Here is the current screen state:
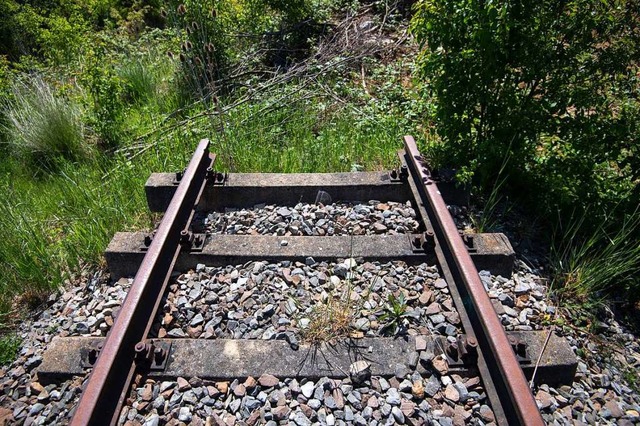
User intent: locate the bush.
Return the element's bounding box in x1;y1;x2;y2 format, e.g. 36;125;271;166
2;76;90;171
81;44;126;150
164;0;335;101
410;0;640;224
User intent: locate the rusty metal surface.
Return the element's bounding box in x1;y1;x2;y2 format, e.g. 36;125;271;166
40;331;575;384
399;149;510;423
70;140;214;426
403;136;544;426
105;232;514;279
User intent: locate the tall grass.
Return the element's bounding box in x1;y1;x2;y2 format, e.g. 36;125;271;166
550;211;640;305
212;87;404;173
0;157;152;318
119;56;175;107
2;77;90;171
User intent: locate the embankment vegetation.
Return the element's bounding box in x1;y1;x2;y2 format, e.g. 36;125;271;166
0;0;638;360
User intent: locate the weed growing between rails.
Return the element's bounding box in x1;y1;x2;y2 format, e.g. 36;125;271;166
299;231;381;345
379;292;410;335
299;251;372;345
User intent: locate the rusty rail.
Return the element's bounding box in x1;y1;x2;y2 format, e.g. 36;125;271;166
402;135;544;426
67;136;546;425
70;140;215;425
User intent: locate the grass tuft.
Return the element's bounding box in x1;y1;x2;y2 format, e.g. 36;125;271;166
300;294;357;345
2;77;90;171
550;211;640;305
119;58;160;105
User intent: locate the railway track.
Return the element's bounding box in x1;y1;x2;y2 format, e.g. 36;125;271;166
37;136;578;425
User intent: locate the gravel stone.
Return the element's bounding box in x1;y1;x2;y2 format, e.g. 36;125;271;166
385;388;401;406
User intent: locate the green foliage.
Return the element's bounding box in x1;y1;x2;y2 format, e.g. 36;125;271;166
81;45;126;149
119;58;158;105
164;0;338;101
471;152;511;233
0;1;43;59
411;0;640;224
37;14;90;65
213;82;403;172
0;0;124;63
0;334;20;366
2;77;89;171
379;292;409;335
550;211;640;304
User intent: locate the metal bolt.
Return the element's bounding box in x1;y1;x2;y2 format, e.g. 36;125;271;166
154;346;166;364
134;342;156;365
399;165;409;180
180;230;192;245
88;348;98;365
134;342;147;353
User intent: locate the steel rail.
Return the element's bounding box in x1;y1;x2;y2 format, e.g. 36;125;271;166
70;140;215;426
398;149;510;423
403;135;544;426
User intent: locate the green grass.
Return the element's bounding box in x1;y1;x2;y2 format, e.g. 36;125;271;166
550;211;640;305
2;77;89;172
119;59;158;105
0;334;21;366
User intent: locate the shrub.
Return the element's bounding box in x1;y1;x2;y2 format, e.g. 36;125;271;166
2;76;90;171
410;0;640;224
82;46;126;150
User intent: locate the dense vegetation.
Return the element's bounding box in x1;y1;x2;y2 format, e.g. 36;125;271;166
0;0;638;362
412;0;640;305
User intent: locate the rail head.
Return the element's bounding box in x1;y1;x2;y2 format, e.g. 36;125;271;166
71;140;215;426
402;135;544;426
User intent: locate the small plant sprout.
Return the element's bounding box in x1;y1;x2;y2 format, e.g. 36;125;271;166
379;292;410;335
